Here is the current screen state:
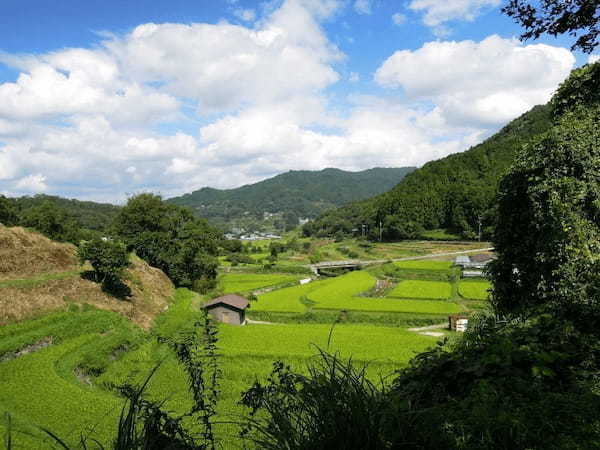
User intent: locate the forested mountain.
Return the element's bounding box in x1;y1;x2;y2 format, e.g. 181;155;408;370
167;167;415;230
304;104;554;240
11;194;121;231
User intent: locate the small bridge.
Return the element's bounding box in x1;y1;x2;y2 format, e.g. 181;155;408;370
308;247;494;275
309;260;380;275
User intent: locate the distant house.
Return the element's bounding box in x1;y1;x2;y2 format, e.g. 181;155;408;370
455;255;471;267
455;254;495;271
470;253;495;269
203;294;249;325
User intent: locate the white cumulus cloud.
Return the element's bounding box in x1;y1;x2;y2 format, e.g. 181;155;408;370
0;0;578;202
375;35;575;126
354;0;372;15
409;0;501;26
15;174;48;193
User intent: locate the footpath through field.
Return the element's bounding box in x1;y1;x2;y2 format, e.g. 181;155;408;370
310;247;494;272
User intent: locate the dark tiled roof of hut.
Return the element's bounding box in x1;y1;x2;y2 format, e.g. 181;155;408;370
204;294;249;311
470;253;495;263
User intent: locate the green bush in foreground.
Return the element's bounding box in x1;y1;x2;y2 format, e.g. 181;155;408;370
78;238;130;297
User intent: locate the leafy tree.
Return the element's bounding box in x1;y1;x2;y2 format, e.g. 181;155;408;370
20;200;82;243
269;241;286;258
0;195;18;226
490;104;600;319
283;211;299;231
78;238;130;284
13;194;119;232
550;59;600;118
503;0;600;53
112;193;173;241
112;194;221;289
221;238;244;254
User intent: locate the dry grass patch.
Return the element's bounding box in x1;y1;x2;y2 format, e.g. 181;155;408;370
0;225;78;281
0;256;174;329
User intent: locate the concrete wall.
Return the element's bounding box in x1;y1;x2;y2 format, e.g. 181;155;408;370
207;305;245;325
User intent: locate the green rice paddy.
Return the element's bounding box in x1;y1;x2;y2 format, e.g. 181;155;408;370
393;260;453;270
0;294;437;448
1;250;490;448
388;280;452;299
253;278;334;313
303;271;460;314
458;280;491;300
219;273;302;294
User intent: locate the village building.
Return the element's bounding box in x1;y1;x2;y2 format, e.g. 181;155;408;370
203;294;249;325
448;315;469;332
455;253;496;277
454;255;471;267
469;253;495;269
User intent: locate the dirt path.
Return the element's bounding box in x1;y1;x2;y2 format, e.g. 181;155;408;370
408;323;448;337
246;319;278;325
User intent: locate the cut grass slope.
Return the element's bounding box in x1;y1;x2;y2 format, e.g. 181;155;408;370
0;225;78;281
0;228;175;328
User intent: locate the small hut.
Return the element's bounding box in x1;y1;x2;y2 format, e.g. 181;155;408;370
204;294;249;325
448;315;469;332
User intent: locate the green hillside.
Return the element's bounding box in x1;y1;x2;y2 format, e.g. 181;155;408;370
305;104;553;240
167;167;415;230
8;194;121;232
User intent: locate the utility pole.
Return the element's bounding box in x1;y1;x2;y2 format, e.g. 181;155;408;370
478;215;482;242
379;220;383;242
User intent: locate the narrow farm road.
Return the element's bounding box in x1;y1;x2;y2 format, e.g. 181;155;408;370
310;247;494;272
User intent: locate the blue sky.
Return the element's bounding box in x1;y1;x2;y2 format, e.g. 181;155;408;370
0;0;597;202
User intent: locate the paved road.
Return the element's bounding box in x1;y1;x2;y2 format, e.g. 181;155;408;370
310;247;494;271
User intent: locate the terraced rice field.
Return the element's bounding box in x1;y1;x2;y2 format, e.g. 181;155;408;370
305;271;460;314
253;278;335;313
219;273;302;294
393;260;453;271
459;280;491;300
0;307;144;448
388;280;452;299
0;290;438;448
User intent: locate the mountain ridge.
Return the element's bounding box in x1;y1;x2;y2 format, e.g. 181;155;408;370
304;103;554;240
167;167;415;230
